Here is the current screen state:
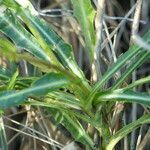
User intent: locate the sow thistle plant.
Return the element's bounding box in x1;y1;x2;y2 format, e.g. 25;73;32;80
0;0;150;149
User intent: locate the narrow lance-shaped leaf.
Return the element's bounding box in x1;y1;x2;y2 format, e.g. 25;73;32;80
122;76;150;90
47;108;94;148
95;89;150;106
0;67;9;80
21;9;88;81
106;114;150;150
0;38;16;53
0;73;69;109
7;69;19;90
111;51;150;90
47;91;82;110
86;31;150;109
0;9;50;61
62;112;94;148
71;0;95;63
0;0;61;67
0;1;91;92
0;52;18;81
17;8;91;91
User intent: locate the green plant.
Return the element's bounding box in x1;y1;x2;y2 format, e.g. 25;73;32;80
0;0;150;149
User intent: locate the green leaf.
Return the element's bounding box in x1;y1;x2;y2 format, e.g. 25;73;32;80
0;2;91;93
20;9;87;81
0;0;19;10
31;73;69;95
86;31;150;109
0;67;9;80
0;61;18;82
0;1;86;80
62;111;94;148
105;114;150;150
7;69;19;90
0;0;37;13
0;38;16;53
122;76;150;90
47;108;94;148
71;0;95;62
112;51;150;89
47;91;81;110
0;9;50;61
95;89;150;106
0;73;69;109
